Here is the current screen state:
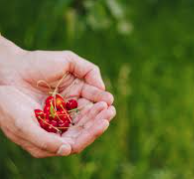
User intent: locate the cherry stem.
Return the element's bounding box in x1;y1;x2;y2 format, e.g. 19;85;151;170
60;104;73;123
49;102;64;122
36;73;67;97
52;73;67;97
55;112;64;122
56;123;80;129
68;108;79;113
57;126;70;129
68;103;93;113
38;116;87;131
57;124;85;130
38;116;61;133
37;80;52;92
50;101;72;124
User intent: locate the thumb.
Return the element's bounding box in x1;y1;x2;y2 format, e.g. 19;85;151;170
0;86;71;156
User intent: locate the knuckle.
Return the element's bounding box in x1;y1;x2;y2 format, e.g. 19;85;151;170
94;91;104;102
30;152;44;159
96;66;100;71
95;121;109;138
73;149;82;155
23;146;40;158
28;149;46;159
99;101;108;109
39;142;48;150
95;131;103;139
63;50;78;63
64;50;75;57
72;144;84;155
30;152;41;158
94;65;100;72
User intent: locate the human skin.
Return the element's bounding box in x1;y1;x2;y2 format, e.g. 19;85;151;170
0;35;116;158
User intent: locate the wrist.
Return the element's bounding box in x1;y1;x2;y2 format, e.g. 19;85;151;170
0;36;26;85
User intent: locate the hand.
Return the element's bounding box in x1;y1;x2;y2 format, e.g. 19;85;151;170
0;37;116;158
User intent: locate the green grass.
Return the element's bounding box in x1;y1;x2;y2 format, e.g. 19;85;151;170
1;0;194;178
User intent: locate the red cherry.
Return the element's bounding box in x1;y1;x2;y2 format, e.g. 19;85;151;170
39;118;58;133
34;109;45;119
55;94;66;110
48;115;57;121
66;99;78;110
63;114;72;123
58;109;67;114
50;120;58;127
57;110;72;122
35;94;74;134
44;104;51;114
46;125;58;133
58;120;70;132
45;96;54;105
49;111;61;121
58;120;70;127
39;118;50;129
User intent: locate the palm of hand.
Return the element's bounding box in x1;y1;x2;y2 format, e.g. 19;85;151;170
0;50;115;157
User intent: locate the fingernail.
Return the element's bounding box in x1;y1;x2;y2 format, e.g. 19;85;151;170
109;107;116;118
57;144;71;156
101;81;106;90
102;92;114;105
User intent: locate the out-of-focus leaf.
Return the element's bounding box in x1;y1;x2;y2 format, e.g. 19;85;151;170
64;8;77;43
117;20;133;35
85;2;111;30
54;0;73;17
106;0;124;20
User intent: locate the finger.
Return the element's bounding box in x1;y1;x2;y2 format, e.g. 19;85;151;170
83;106;116;131
72;98;93;124
72;119;109;154
17;114;71;156
64;51;105;90
25;145;56;158
69;104;113;153
1;126;56;158
77;98;92;107
93;106;116;122
16;114;71;156
76;101;108;126
27;51;105;90
0;86;71;156
60;79;83;98
81;84;114;105
63;101;107;139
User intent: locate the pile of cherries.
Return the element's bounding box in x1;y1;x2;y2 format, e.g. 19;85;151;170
34;94;78;134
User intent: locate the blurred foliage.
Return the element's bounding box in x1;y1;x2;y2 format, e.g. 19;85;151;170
1;0;194;179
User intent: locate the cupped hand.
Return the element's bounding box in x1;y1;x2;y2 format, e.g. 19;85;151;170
0;40;116;158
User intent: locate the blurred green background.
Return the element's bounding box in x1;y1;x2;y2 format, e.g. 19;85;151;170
1;0;194;178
